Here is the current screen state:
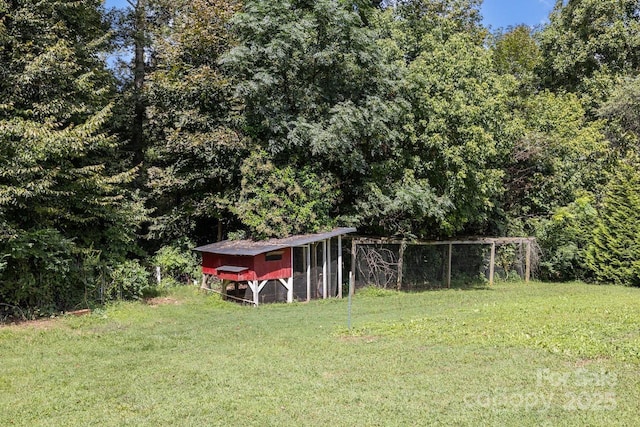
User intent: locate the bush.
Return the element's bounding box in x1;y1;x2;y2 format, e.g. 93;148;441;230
106;260;151;300
151;244;199;287
533;195;597;281
0;229;86;318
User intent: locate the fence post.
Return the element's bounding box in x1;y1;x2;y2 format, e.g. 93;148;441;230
350;239;357;296
396;240;405;291
525;239;531;282
489;242;496;286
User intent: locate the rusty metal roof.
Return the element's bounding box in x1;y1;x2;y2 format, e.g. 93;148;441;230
193;227;357;256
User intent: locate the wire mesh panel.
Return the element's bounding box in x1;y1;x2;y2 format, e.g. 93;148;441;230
243;238;343;303
492;241;539;281
353;238;537;290
402;244;444;288
354;244;400;289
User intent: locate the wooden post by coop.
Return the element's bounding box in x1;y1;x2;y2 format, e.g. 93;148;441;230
525;239;531;282
396;240;405;291
489;242;496;286
350;238;357;297
447;243;452;288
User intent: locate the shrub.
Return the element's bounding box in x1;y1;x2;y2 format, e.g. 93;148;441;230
0;229;85;317
106;260;151;300
533;195;598;281
151;244;199;287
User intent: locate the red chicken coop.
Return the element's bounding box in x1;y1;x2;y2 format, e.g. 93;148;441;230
194;227;356;305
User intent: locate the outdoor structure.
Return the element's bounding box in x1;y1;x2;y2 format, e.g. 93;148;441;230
194;227;356;305
351;236;538;290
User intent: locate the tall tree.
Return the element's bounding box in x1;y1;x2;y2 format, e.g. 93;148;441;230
490;25;542;93
363;1;513;237
389;0;484;62
502;91;609;224
586;159;640;286
0;0;142;312
386;30;513;236
223;0;405;237
142;0;244;243
538;0;640;96
599;75;640;153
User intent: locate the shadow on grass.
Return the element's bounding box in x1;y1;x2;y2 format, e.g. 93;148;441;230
352;279;493;298
404;279;492;292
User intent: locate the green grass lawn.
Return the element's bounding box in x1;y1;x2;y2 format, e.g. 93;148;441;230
1;281;639;426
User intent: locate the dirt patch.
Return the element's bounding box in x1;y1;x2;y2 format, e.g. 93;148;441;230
1;317;59;330
574;357;610;367
1;308;92;330
338;334;379;344
145;297;182;307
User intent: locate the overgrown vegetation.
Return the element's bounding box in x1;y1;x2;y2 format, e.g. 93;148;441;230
2;0;640;315
1;282;639;425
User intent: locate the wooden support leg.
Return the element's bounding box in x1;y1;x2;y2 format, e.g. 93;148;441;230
447;243;452;289
338;235;343;299
248;280;259;306
278;278;294;303
327;238;332;297
350;239;357;297
489;242;496;286
525;240;531;283
312;244;318;299
287;277;293;303
397;240;405;291
322;240;328;299
306;245;311;302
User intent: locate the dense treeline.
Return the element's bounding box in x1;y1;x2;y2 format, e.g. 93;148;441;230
1;0;640;316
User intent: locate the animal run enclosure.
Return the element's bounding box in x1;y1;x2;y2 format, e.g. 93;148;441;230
351;237;538;290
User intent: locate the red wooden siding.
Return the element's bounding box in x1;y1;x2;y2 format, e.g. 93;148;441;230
253;247;292;280
201;247;292;281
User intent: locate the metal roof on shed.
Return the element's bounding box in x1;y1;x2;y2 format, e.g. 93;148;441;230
193;227;357;256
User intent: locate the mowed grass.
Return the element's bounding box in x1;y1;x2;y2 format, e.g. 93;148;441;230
1;281;639;426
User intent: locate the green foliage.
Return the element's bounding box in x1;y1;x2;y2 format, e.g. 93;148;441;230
106;260;151;300
503;91;609;221
599;75;640;151
223;0;406;236
142;0;245;243
396;32;512;235
5;0;640;298
151;243;199;286
538;0;640;96
233;150;338;239
390;0;485;62
586;160;640;286
534;195;598;281
0;0;144;314
490;25;541;93
0;229;104;317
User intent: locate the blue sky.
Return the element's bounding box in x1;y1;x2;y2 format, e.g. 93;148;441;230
480;0;556;29
104;0;557;30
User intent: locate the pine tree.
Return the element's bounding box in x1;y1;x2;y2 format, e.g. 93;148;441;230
586;161;640;286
